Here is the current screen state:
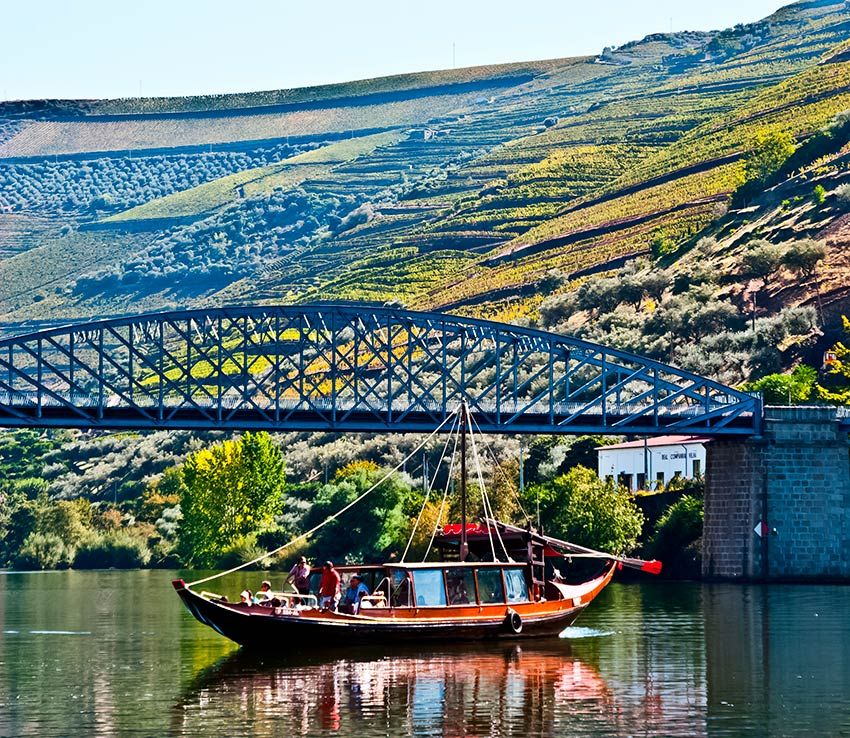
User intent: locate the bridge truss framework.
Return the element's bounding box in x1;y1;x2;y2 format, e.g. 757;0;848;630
0;304;762;436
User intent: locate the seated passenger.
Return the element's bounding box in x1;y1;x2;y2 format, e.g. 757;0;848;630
448;578;470;605
239;589;253;607
254;580;274;604
339;574;370;614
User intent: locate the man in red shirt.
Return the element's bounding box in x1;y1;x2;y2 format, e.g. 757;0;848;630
319;561;341;610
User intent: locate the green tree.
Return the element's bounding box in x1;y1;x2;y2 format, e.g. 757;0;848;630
75;531;152;569
743;240;786;287
178;432;286;566
618;276;646;310
306;466;410;563
744;130;796;186
0;430;59;479
538;269;566;294
36;498;94;547
138;466;186;522
0;485;34;565
743;364;817;404
784;238;827;322
646;495;703;577
524;466;644;554
651;234;677;259
14;532;75;570
642;271;672;304
576;278;620;316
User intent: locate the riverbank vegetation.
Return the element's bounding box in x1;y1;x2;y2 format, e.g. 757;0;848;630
0;428;663;573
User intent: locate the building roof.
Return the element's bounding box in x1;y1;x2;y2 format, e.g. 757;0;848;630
596;435;710;451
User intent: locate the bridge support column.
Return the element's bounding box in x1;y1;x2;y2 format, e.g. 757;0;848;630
703;406;850;581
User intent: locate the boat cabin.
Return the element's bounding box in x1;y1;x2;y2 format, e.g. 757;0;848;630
308;562;532;610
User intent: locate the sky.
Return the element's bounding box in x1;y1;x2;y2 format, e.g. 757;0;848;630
0;0;787;101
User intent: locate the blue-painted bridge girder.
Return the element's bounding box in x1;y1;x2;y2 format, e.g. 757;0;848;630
0;303;764;436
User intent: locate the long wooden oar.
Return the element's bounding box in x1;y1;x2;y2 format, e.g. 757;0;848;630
487;519;663;575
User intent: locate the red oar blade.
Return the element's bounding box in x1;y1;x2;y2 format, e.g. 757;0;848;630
640;559;663;575
618;557;663;575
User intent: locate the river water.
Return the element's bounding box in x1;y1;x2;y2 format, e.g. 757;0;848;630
0;570;848;737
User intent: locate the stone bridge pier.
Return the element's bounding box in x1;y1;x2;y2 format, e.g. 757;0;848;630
703;406;850;581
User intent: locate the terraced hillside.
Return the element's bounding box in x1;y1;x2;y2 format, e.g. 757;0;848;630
1;0;850;388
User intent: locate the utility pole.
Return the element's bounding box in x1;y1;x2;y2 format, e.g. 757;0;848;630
422;453;429;494
519;438;525;495
752;290;757;333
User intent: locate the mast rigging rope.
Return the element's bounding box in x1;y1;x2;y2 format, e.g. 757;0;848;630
400;411;460;562
187;406;461;588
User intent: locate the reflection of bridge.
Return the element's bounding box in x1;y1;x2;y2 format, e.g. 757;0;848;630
0;304;760;435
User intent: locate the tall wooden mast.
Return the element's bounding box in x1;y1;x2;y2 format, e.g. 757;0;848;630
460;402;468;562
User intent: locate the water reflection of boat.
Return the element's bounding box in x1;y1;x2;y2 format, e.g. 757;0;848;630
175;643;613;736
174;406;660;648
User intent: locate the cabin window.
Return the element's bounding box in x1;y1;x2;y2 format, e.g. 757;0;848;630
476;568;505;604
412;569;447;607
390;569;412;607
445;568;476;605
504;568;529;603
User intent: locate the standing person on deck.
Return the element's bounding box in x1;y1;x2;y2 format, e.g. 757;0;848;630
286;556;312;596
319;561;341;610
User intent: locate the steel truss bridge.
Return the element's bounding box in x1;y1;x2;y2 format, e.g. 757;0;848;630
0;304;762;436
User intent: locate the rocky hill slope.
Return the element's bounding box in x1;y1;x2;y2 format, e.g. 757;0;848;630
1;0;849;387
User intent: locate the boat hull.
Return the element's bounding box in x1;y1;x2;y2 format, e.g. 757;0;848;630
173;564;615;648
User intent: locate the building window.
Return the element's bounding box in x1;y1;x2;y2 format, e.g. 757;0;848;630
656;472;665;489
692;459;701;477
636;473;646;490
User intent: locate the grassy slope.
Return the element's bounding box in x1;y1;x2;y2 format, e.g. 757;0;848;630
0;59;568;118
103;131;404;223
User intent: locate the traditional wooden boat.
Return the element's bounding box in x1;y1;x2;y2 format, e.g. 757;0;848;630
173;523;660;646
174;406;661;647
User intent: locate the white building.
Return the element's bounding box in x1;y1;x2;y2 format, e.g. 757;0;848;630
596;435;707;491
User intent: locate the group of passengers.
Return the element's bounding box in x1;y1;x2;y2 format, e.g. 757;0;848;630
319;561;371;614
238;558;372;614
